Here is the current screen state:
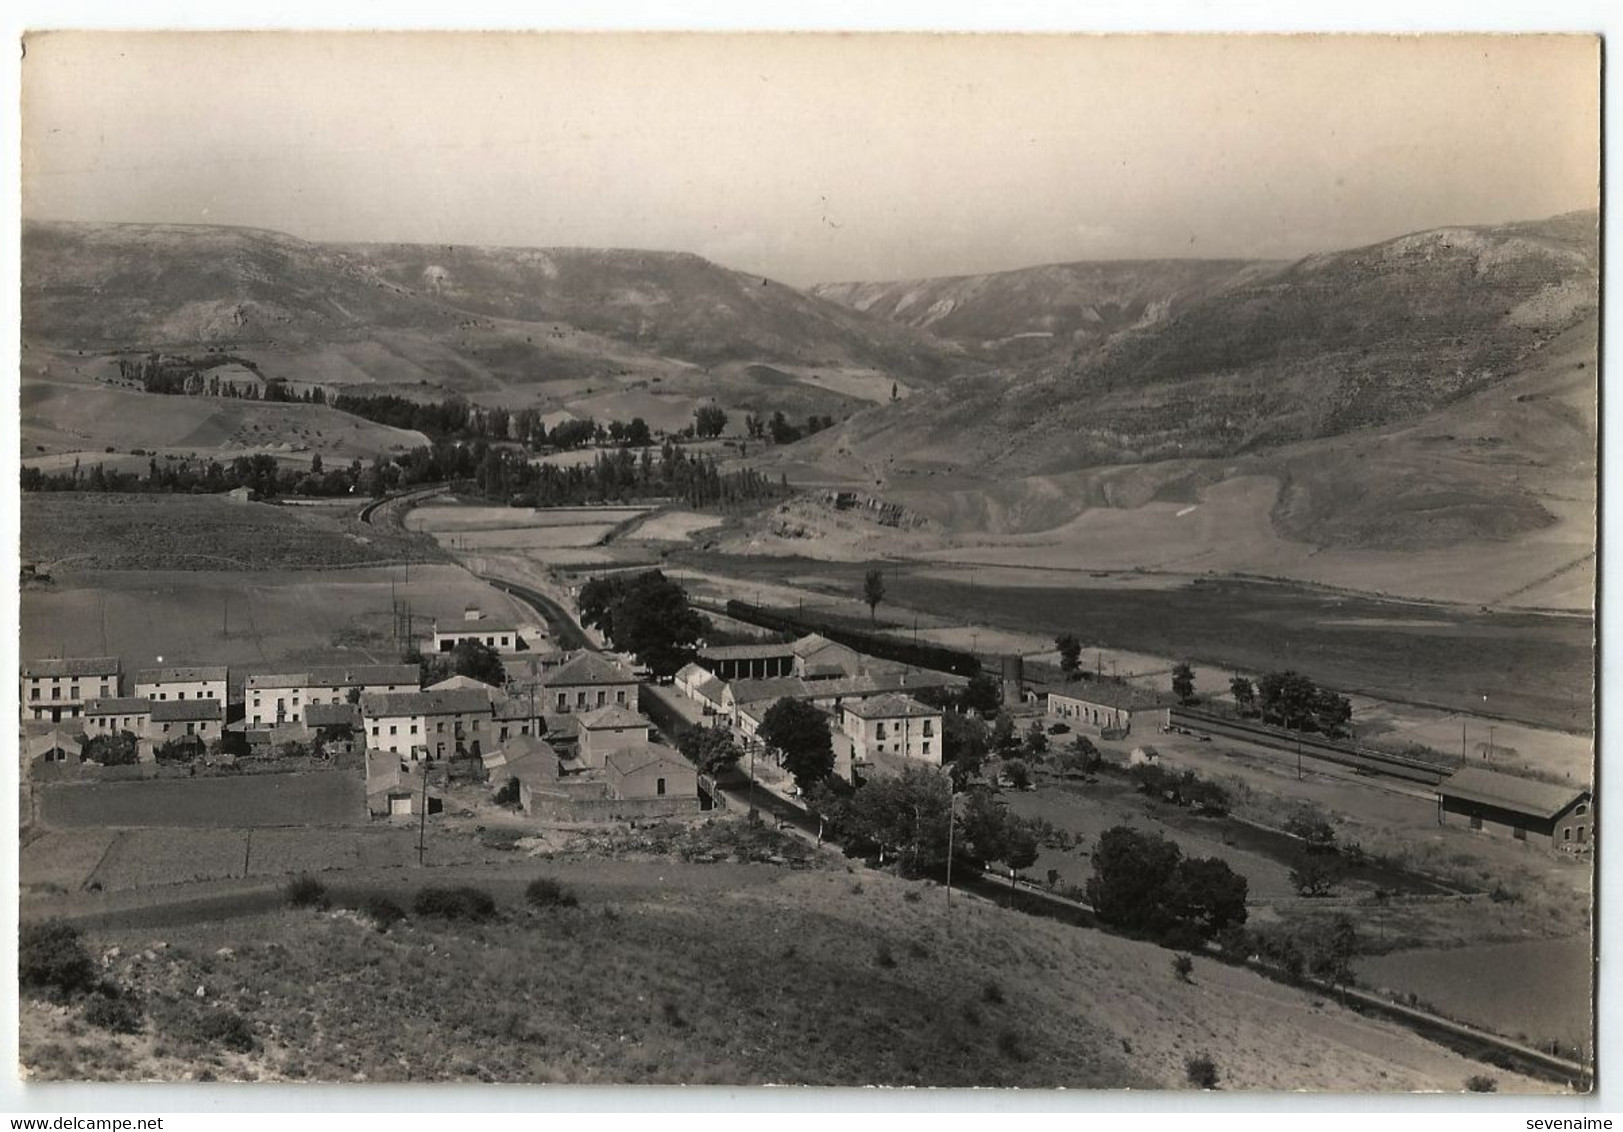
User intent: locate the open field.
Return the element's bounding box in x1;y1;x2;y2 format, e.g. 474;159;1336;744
429;526;618;550
405;504;652;532
676;554;1592;733
37;771;364;830
21;352;428;461
20;564;533;675
22;493;444;572
620;509;727;542
1356;937;1592;1052
18;856;1552;1090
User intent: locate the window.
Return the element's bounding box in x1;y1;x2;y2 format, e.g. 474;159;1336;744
437;721;445;733
29;688;38;701
178;691;186;700
486;637;495;647
186;722;196;735
577;692;587;709
876;722;887;740
616;690;627;705
922;741;931;756
1577;827;1587;843
254;715;263;726
390;725;398;736
1513;826;1526;842
923;721;934;737
1469;814;1482;831
70;685;80;699
557;693;567;711
656;777;666;796
371;725;379;737
410;724;419;735
1576;803;1588;816
1563;827;1572;841
596;691;607;708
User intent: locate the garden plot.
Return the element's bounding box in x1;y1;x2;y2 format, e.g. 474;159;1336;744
38;771;364;829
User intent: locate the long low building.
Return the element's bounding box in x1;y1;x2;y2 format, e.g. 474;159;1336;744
1039;680;1177;737
134;665;229;704
1437;766;1594;852
246;664;420;727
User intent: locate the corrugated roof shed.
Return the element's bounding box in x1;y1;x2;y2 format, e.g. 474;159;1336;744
1439;767;1590;820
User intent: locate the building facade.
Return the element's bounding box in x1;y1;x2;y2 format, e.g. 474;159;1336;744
247;664;419;727
21;657;121;723
134;665;229;704
838;693;943;783
1437;767;1594;851
546;653;639;714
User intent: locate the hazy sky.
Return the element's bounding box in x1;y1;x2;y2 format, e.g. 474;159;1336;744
21;32;1600;285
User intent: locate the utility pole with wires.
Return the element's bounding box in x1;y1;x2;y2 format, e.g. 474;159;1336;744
416;760;432;865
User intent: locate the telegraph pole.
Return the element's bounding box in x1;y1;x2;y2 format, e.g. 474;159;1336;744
416;760;430;865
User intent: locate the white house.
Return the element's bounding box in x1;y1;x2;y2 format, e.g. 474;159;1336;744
838;693;943;783
82;696;154;737
135;665;229;705
432;605;524;653
545;652;639;714
359;686;498;760
246;663;419;727
20;657;121;723
149;699;225;744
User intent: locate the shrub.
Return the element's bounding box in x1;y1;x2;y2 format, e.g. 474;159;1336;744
908;940;929;959
1172;954;1194;983
196;1010;257;1053
493;777;521;806
902;889;922;903
82;986;143;1034
1465;1075;1498;1093
525;877;579;909
874;942;897;968
1186;1054;1220;1090
414;886;497;922
981;979;1005;1005
996;1028;1029;1061
20;921;98;1001
359;894;406;932
284;875;329;909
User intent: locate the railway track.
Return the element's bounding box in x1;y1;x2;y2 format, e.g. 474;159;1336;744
1170;706;1454;786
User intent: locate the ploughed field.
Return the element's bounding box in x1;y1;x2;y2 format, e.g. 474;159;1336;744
680;554;1592;732
406;502;652;557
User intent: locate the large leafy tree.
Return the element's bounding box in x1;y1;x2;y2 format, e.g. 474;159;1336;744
1085;826;1248;947
942;711;990;789
862;568;886;625
1055;633;1082;679
757;697;834;790
1171;662;1197;705
676;722;743;776
579;570;703;677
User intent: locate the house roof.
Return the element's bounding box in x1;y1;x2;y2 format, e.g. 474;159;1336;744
698;642;796;662
790;633;837;657
694;674;727;703
27;729;80;758
436;619;520;636
150;699;224;722
726;676;811;704
428;674;499;692
483;734;558;768
1439;767;1591;820
843;693;941;721
1042;680;1177;713
493;695;541;720
83;696;153;716
579;705;648;731
24;656;120;678
305;702;361;728
136;666;228;685
547;652;638;687
604;743;693;778
675;662;708;683
361;687;494;718
248;664;419;691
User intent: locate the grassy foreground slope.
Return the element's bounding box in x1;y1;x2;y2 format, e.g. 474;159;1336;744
19;862;1543;1090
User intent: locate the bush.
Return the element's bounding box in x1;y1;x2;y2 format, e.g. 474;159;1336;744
285;875;329;909
525;877;579;909
1186;1054;1220;1089
20;921;98;1001
1172;954;1194;983
359;894;406;932
82;986;143;1034
196;1009;256;1053
874;942;897;968
981;979;1005;1005
996;1028;1029;1061
414;886;497;921
1465;1075;1498;1093
493;777;521;806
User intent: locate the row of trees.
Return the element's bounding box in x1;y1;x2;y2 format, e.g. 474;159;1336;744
1229;671;1353;737
743;410;837;446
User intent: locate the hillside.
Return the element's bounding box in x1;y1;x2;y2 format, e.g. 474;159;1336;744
17;857;1548;1091
813;258;1280;363
20;221;961;429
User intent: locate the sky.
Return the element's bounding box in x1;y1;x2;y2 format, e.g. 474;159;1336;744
20;32;1601;285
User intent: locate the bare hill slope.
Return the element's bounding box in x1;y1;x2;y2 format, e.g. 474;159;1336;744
813;258;1279;362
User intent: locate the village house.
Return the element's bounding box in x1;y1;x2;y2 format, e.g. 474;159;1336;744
1041;680;1176;737
149;698;225;744
838;693;943;783
603;746;699;811
674;662;728;715
432;604;524;653
134;665;229;704
365;748;439;818
574;705;651;769
246;663;419;727
546;652;639;714
359;685;499;760
1437;767;1594;852
82;696;154;737
20;657;121;723
720;669;961;732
